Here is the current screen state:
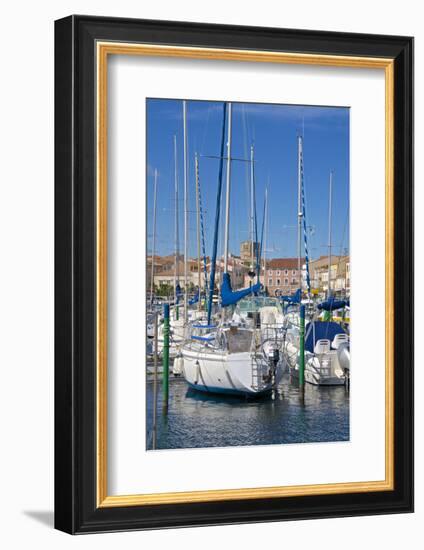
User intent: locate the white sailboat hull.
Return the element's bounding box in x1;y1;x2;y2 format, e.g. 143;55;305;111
181;346;284;396
284;341;346;386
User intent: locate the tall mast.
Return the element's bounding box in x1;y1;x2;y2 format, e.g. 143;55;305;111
195;152;201;311
183;100;188;323
207;102;227;325
223;103;232;273
264;186;268;290
327;170;333;297
297;136;303;278
150;168;158;308
250;144;255;272
173;135;180;306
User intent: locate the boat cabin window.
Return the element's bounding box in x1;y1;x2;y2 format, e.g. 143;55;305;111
226;328;253;353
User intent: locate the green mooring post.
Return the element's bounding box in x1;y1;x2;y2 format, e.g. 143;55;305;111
299;305;305;390
162;303;170;412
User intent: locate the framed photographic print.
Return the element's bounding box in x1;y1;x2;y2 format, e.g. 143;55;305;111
54;15;413;533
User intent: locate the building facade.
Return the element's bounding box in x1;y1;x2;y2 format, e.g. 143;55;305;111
242;257;304;296
265;257;304;296
149;253;349;298
240;240;260;265
309;255;350;296
149;254;248;294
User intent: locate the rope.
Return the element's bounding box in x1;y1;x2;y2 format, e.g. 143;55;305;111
300;144;311;295
197;159;208;292
259;193;266;284
252;154;260;282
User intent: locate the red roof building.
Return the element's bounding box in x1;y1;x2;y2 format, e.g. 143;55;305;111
244;257;305;296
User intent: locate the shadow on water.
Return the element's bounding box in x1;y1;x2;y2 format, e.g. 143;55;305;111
146;376;349;451
184;387;274;404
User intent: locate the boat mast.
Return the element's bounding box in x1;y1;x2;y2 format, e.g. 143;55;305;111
264;186;268;291
297;136;303;282
207;102;227;325
183;100;188;323
195;152;201;311
327;170;333;298
150;168;158;308
174;136;180;307
222;103;232;322
223;103;232;274
250;144;255;273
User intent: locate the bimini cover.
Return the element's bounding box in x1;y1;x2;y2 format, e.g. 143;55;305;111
281;288;301;304
305;321;346;353
317;297;348;311
220;272;261;307
189;289;200;306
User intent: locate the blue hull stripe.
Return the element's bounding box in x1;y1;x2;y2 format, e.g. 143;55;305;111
186;381;271;397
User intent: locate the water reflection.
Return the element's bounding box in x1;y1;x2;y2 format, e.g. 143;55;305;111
146;375;349;450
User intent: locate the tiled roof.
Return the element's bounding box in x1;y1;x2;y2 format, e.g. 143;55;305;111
266;258;304;269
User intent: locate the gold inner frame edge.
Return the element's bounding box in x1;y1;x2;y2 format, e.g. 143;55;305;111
96;41;395;508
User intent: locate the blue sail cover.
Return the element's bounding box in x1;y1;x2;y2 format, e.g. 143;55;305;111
189;293;199;306
220;272;261;307
317;297;348;311
281;288;301;304
189;288;202;306
305;321;346;353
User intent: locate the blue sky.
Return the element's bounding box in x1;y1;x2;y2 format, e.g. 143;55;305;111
146;99;349;261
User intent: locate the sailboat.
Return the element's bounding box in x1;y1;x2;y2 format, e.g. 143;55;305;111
283;155;349;385
153;108;189;359
180;102;284;396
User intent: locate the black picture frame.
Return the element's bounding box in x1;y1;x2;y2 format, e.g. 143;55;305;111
55;15;414;534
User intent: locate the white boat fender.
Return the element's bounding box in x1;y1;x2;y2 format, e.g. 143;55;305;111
194;360;200;384
173;356;184;376
337;342;350;372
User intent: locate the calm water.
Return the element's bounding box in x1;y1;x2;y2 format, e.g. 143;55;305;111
146;375;349;450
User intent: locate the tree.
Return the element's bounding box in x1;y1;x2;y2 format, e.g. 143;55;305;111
155;283;173;297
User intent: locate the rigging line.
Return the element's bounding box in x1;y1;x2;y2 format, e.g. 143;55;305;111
259;191;266;274
333;177;350;282
242;104;251;239
338;169;351;273
339;194;350;257
334;204;350;284
199;102;212;154
302;176;314;251
300;142;311;295
200;155;253;162
207;102;227;325
197;158;208;291
253;153;260;281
